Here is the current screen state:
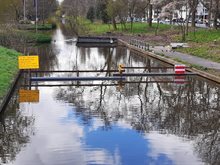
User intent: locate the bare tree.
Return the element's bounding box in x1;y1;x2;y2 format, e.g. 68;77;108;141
213;0;220;29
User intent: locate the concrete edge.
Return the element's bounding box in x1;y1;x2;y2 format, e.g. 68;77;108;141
0;71;21;113
118;39;220;84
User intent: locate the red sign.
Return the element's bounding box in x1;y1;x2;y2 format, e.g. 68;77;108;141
175;65;186;74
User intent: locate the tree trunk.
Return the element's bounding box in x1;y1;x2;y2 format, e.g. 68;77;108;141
112;17;117;30
190;0;198;27
130;18;133;31
208;0;213;27
191;9;196;27
148;4;152;27
43;0;45;24
213;0;219;29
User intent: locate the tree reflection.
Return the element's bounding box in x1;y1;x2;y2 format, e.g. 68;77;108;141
0;94;34;164
54;46;220;164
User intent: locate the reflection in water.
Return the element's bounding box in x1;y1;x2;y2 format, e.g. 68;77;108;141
0;28;219;165
55;76;220;165
0;98;35;164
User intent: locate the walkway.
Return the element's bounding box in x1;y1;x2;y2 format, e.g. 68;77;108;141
151;46;220;71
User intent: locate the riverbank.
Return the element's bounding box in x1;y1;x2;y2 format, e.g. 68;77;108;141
118;39;220;84
0;22;55;46
18;23;57;31
77;21;220;64
0;29;52;45
0;46;19;101
76;21;220;80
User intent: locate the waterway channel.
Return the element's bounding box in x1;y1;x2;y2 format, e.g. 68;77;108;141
0;28;219;165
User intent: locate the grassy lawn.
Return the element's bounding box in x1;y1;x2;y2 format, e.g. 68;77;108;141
0;30;52;44
18;31;52;43
78;19;173;35
0;46;19;99
18;23;56;30
176;29;220;63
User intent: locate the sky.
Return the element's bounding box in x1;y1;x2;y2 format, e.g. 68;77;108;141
58;0;63;4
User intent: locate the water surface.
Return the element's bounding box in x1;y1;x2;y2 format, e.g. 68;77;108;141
0;28;219;165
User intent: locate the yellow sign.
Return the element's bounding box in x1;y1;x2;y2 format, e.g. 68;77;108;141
19;90;40;103
18;56;39;69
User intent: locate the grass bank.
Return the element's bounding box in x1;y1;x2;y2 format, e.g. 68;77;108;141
18;23;56;30
0;30;52;44
176;29;220;63
68;19;220;65
0;46;19;100
69;18;173;35
87;22;172;35
18;31;52;43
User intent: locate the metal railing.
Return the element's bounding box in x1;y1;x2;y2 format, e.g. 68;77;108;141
129;39;150;51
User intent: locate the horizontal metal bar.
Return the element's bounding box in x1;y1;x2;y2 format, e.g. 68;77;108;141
23;70;120;73
30;77;126;82
124;80;189;84
24;80;188;87
23;84;119;87
113;73;197;77
123;67;173;69
123;67;189;69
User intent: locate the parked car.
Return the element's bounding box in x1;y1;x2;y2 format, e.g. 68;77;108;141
141;18;147;22
195;19;203;24
210;21;220;27
173;18;185;23
152;18;164;24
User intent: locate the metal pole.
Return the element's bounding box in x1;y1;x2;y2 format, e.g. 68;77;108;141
22;69;122;73
113;73;197;77
23;0;26;21
30;77;126;82
23;80;189;88
35;0;38;33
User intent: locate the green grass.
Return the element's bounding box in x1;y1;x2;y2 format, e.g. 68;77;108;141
0;46;19;99
186;29;220;43
29;24;53;30
33;24;56;30
17;31;52;43
0;30;52;44
76;18;172;35
177;45;220;63
176;29;220;63
18;23;56;30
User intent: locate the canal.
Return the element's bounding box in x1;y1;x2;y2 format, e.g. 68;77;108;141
0;28;219;165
